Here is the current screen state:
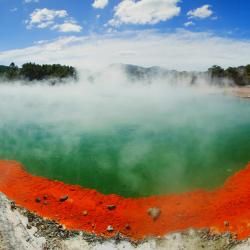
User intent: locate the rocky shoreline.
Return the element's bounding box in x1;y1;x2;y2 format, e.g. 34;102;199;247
1;192;250;250
229;86;250;99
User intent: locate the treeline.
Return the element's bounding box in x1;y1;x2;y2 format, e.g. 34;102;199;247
1;62;250;86
121;63;250;86
208;65;250;86
0;62;77;83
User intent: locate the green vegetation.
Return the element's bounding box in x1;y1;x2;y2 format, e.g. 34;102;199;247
0;62;77;83
119;63;250;86
1;62;250;86
208;65;250;86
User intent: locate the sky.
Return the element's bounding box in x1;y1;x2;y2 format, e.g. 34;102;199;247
0;0;250;70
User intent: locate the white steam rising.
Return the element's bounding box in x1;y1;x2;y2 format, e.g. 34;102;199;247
0;67;249;196
0;67;221;129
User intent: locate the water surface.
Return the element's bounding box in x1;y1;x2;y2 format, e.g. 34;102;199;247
0;84;249;197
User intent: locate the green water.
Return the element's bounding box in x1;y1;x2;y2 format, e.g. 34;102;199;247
0;86;250;197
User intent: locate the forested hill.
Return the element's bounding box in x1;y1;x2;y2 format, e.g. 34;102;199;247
208;65;250;86
0;63;77;83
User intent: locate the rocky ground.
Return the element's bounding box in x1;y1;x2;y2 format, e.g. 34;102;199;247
229;86;250;99
1;193;250;250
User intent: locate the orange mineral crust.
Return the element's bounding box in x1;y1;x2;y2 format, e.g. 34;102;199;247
0;160;250;240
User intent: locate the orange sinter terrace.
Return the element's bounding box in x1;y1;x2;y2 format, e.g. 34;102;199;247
1;160;250;240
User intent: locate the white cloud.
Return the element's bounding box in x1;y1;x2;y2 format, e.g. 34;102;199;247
26;8;82;33
24;0;39;3
26;8;67;29
52;22;82;33
92;0;108;9
108;0;181;26
1;30;250;72
187;5;213;19
184;21;195;27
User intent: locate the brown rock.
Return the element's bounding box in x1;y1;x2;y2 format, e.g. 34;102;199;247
35;197;41;203
107;225;114;232
83;210;88;216
10;202;16;210
107;205;116;211
59;195;68;202
148;207;161;220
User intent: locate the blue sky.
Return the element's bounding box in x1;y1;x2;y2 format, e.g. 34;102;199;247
1;0;249;50
0;0;250;70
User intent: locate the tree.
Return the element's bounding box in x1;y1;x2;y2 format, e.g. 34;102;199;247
208;65;225;78
6;62;19;79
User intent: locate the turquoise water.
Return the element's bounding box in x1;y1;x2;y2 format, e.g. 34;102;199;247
0;85;250;197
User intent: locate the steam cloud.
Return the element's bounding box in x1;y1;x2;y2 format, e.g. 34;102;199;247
0;66;250;197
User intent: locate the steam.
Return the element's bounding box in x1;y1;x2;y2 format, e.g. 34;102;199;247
0;66;250;197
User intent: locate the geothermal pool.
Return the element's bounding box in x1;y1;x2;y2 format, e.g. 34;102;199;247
0;83;250;197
